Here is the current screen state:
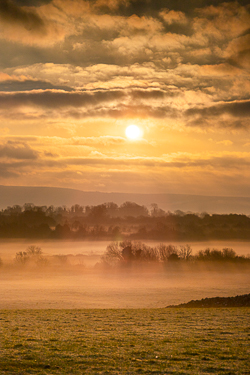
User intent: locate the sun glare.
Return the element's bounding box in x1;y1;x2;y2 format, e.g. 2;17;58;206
126;125;141;140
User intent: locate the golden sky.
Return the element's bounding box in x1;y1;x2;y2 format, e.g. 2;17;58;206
0;0;250;196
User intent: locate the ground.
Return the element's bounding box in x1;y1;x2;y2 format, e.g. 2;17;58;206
1;308;249;374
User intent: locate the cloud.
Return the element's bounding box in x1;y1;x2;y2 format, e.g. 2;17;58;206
0;141;38;159
0;0;45;32
0;88;179;121
185;100;250;129
70;135;126;146
0;162;20;178
12;0;52;5
225;33;250;69
0;78;73;92
0;89;125;109
1;148;250;195
163;152;250;170
0;87;249;128
0;135;144;159
193;2;250;41
2;149;250;192
0;0;79;46
159;9;188;25
11;149;250;171
5;63;171;90
188;100;250;117
216;140;233;146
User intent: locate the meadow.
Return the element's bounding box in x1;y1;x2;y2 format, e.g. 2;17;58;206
1;308;249;374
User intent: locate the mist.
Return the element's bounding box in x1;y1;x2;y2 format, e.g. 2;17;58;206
0;240;249;310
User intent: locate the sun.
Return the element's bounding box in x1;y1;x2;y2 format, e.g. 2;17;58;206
125;125;142;140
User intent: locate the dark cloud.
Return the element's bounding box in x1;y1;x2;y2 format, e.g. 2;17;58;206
0;79;73;92
186;100;250;118
226;33;250;69
2;150;250;171
130;89;165;100
0;163;19;178
95;0;250;17
0;0;46;33
39;153;250;171
12;0;52;6
0;89;179;120
81;104;177;120
0;90;126;109
0;142;38;159
185;101;250;129
0;1;248;73
7;0;250;16
1;87;249;126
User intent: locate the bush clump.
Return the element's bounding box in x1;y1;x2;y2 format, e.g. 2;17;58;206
15;245;47;267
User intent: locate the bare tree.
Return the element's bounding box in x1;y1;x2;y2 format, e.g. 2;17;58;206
178;244;192;260
101;242;123;267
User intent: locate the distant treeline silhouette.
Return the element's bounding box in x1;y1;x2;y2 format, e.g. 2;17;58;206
1;202;250;240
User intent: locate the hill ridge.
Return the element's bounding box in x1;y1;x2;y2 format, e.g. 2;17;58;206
1;185;250;214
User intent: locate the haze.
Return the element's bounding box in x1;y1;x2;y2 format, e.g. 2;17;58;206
1;240;249;309
0;238;249;308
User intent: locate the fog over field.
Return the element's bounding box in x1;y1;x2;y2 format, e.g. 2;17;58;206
0;240;249;310
1;240;250;263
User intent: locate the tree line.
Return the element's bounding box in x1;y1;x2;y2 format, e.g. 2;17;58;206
1;242;249;270
101;241;250;268
0;202;250;240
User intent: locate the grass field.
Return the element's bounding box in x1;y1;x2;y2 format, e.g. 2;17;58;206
0;308;249;374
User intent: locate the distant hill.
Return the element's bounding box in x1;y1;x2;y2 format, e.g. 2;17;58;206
167;294;250;308
1;185;250;214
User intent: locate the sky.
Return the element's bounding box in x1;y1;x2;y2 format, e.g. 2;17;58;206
0;0;250;197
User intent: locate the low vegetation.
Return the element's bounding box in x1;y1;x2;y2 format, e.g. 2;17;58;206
1;308;249;374
168;293;250;308
15;245;47;266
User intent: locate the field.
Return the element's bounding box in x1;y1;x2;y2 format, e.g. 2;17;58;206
1;308;249;374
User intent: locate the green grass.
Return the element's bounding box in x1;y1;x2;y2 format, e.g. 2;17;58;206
0;308;249;374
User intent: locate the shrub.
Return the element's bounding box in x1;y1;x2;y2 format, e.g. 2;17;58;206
157;244;178;262
139;243;159;262
178;244;192;260
101;242;123;267
15;251;30;264
15;245;47;266
196;248;236;262
222;248;236;259
52;254;69;265
168;253;180;262
102;241;160;266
